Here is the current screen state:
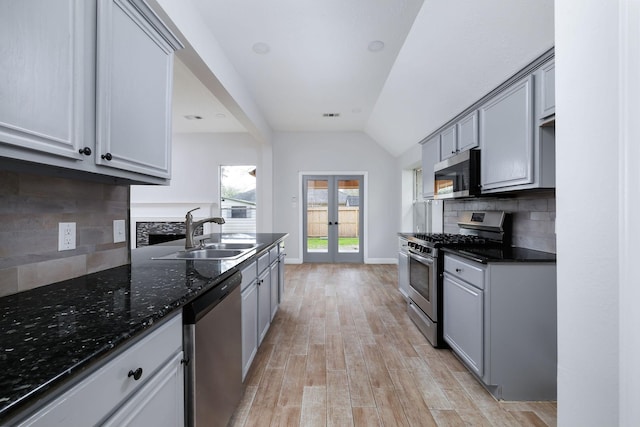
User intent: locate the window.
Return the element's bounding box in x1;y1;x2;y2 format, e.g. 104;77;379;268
414;168;423;201
220;165;257;233
230;206;249;219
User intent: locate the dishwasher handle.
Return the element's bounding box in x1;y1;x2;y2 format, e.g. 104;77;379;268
183;270;242;324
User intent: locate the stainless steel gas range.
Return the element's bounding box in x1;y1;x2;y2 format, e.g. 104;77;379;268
405;211;511;348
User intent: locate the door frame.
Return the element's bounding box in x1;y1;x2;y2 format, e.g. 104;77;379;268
299;171;368;263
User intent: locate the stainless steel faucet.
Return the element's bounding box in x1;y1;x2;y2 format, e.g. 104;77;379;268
184;207;225;249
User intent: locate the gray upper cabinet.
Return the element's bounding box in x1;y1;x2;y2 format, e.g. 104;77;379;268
0;0;93;161
457;111;479;152
421;135;441;199
440;111;479;161
479;76;534;191
438;125;457;160
536;60;555;121
0;0;182;184
96;0;181;179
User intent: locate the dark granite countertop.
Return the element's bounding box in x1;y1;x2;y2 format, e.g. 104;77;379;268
442;246;556;264
0;233;287;422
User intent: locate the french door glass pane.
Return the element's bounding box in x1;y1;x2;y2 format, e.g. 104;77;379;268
306;179;328;253
337;179;360;253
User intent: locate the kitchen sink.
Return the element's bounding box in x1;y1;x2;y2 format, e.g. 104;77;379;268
201;242;258;250
152;245;257;261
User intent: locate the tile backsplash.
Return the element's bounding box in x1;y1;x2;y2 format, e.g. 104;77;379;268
444;190;556;253
0;170;129;297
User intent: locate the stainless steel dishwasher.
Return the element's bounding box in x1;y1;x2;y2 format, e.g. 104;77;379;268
183;270;242;427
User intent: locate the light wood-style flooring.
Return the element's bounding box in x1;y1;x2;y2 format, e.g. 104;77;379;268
230;264;557;426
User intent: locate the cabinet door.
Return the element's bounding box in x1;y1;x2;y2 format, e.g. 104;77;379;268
0;0;91;160
421;136;440;198
443;274;484;377
278;255;285;303
537;60;555;119
398;249;410;299
95;0;175;178
257;268;271;344
479;76;534;191
270;262;279;321
439;125;458;160
241;282;258;381
457;111;479;152
102;352;184;427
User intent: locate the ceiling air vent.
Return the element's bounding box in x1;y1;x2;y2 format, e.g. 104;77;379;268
322;113;341;117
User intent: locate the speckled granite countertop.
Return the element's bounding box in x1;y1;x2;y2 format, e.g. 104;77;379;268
442;246;556;264
0;233;287;422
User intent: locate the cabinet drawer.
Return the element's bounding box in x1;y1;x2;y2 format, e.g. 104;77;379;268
257;252;269;273
17;313;182;427
240;261;257;291
269;246;279;264
444;255;485;289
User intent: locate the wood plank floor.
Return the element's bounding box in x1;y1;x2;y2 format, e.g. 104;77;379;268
230;264;557;427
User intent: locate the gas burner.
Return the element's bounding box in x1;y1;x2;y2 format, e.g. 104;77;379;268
413;233;489;246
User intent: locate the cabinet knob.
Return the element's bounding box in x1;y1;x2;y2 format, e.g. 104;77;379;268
455;268;462;273
101;152;113;161
328;222;333;225
78;147;92;156
128;367;143;381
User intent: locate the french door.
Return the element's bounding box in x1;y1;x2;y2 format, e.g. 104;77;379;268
303;175;364;263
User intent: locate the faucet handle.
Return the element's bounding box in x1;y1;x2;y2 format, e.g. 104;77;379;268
186;207;201;218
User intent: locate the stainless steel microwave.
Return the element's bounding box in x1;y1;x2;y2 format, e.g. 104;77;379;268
433;149;480;199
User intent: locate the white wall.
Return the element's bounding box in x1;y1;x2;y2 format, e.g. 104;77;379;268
396;143;421;232
556;0;640;424
130;132;272;231
273;131;399;263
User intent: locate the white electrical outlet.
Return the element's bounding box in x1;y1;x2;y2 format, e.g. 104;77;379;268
113;219;126;243
58;222;76;251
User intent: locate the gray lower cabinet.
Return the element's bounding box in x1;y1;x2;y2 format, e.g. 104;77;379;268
102;352;184;427
443;254;557;401
241;280;258;381
257;266;271;345
443;273;484;377
278;252;285;303
12;313;184;426
0;0;182;184
398;238;410;299
240;244;285;381
421;136;440;199
269;262;279;321
479;76;534;191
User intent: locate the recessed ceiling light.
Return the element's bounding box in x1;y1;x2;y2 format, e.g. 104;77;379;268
184;115;203;120
215;113;226;118
322;113;341;118
368;40;385;52
252;42;270;54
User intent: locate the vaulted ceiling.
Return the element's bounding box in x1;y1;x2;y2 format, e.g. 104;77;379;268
167;0;554;157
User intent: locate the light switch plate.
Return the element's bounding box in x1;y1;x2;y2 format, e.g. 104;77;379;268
113;219;126;243
58;222;76;251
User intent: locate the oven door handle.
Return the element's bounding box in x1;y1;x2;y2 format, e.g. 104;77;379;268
409;251;434;265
